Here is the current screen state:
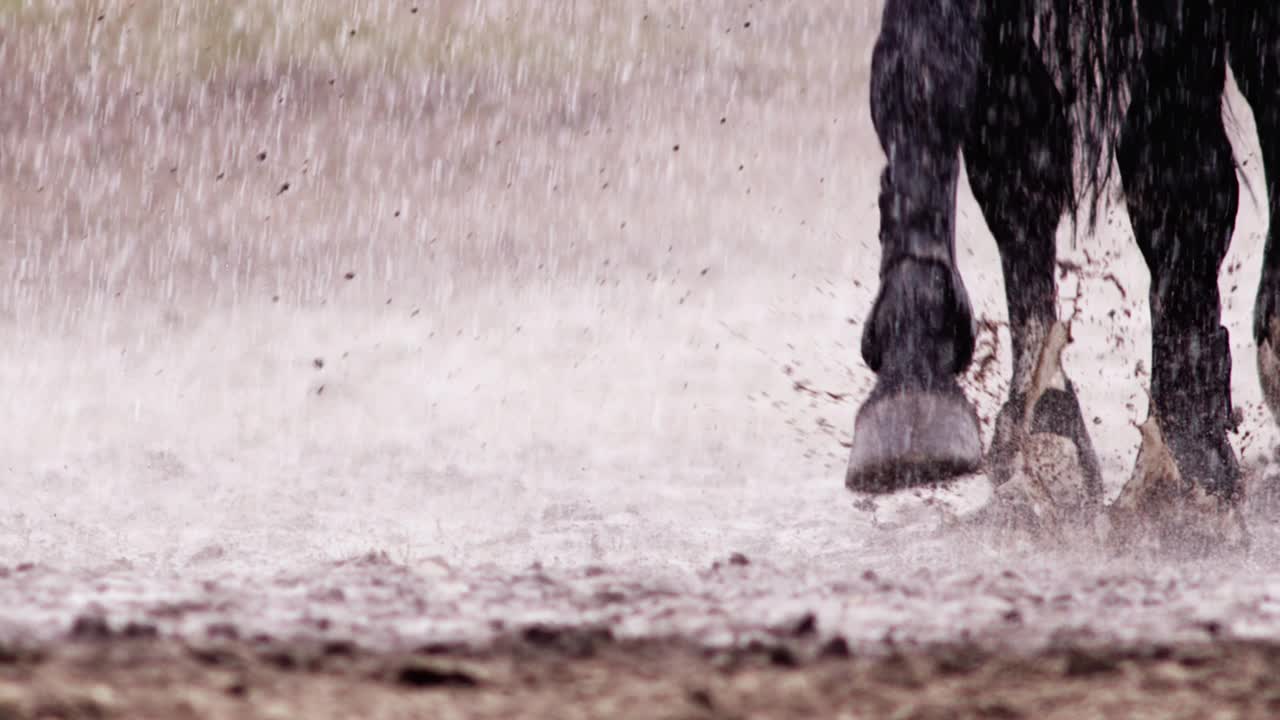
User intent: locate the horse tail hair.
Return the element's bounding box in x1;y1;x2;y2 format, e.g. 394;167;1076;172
1037;0;1140;232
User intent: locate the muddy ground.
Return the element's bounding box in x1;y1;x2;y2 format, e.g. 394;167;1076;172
7;629;1280;719
10;523;1280;719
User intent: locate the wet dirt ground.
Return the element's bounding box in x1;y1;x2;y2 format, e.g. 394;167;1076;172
6;2;1280;717
9;514;1280;719
7;630;1280;719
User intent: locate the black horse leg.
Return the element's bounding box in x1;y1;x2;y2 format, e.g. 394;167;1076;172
846;0;984;493
1230;7;1280;425
1119;0;1239;499
963;6;1103;500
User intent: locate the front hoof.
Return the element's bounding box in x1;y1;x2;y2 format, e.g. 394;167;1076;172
845;387;982;494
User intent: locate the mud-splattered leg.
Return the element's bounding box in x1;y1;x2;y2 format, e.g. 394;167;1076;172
962;5;1103;503
1118;0;1239;500
1230;7;1280;427
846;0;983;493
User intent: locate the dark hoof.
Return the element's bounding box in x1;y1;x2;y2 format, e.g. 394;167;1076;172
1258;327;1280;425
845;388;982;494
988;385;1103;502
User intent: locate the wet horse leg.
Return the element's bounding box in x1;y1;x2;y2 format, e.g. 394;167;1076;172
962;5;1103;501
846;0;984;493
1230;7;1280;427
1118;0;1239;499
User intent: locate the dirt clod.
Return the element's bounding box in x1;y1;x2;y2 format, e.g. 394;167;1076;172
395;662;478;689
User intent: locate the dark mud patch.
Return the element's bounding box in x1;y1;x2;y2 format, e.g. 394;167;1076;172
4;630;1280;719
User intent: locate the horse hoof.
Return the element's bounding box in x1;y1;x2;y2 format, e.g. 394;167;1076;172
988;385;1103;502
1258;326;1280;424
1105;415;1250;558
845;387;982;494
964;432;1093;544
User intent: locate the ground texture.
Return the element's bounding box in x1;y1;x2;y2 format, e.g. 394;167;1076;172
9;630;1280;719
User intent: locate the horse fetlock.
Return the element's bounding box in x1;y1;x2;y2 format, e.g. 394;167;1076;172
860;256;974;381
1258;317;1280;425
1150;325;1239;498
1251;269;1280;344
988;321;1103;501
